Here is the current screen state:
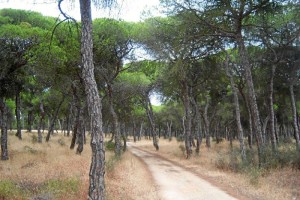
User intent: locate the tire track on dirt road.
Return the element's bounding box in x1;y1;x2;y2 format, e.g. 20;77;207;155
128;142;239;200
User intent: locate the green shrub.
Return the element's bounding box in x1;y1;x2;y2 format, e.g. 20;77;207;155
105;141;115;151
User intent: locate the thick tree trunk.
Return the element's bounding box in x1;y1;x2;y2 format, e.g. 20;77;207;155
15;89;22;140
289;84;300;149
0;98;9;160
79;1;105;199
225;57;246;161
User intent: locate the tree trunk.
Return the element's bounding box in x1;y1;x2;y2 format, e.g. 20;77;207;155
289;84;300;149
0;98;9;160
46;96;65;142
138;121;143;141
191;97;202;155
225;56;247;161
108;84;121;156
144;94;159;150
37;102;45;143
269;64;277;150
79;1;105;199
15;88;22;140
181;80;192;158
27;105;33;132
236;35;264;165
204;96;211;148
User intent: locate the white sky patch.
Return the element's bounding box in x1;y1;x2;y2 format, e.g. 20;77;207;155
0;0;162;21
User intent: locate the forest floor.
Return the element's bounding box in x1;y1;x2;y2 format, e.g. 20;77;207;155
0;131;299;200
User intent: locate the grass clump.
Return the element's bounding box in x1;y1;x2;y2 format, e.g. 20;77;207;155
0;180;23;199
42;178;80;197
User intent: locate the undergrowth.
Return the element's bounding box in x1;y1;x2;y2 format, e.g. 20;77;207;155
214;143;300;185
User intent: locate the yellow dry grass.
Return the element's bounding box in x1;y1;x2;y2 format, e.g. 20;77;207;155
0;131;159;200
1;132;299;200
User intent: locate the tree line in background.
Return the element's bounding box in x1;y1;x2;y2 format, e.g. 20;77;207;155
0;0;299;199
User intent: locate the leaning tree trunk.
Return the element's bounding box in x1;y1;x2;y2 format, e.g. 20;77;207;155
0;98;9;160
289;84;300;150
225;55;246;161
15;88;22;140
79;1;105;199
236;35;264;166
46;96;65;142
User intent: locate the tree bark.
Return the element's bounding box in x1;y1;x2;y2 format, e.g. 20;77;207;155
191;96;202;155
289;84;300;149
0;98;9;160
204;96;211;148
236;35;264;165
15;88;22;140
144;94;159;150
182;80;192;158
46;96;65;142
108;84;121;156
225;56;247;161
269;64;277;150
79;1;105;199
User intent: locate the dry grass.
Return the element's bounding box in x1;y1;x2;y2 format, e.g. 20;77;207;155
0;131;159;200
134;138;300;200
1;132;299;200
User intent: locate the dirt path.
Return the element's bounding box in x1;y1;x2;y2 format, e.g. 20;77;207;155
128;142;239;200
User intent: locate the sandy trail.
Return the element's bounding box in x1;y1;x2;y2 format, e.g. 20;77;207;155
128;142;239;200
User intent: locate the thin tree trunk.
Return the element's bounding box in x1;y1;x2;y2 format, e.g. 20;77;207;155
204;96;211;148
144;94;159;150
79;0;105;199
27;105;33;132
181;80;192;158
46;96;65;142
0;98;9;160
269;64;277;150
237;35;264;166
108;85;121;156
15;88;22;140
139;121;143;141
37;102;45;143
225;56;246;161
191;97;202;155
289;84;300;149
